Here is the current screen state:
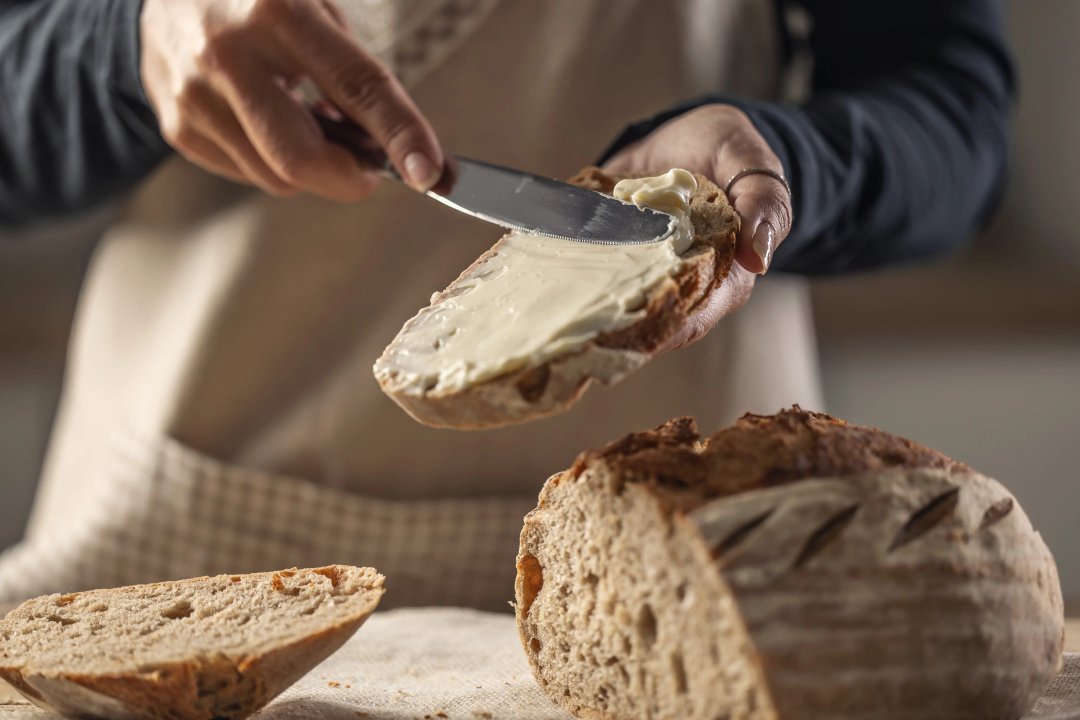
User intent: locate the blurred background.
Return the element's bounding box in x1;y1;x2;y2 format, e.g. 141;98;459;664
0;1;1077;611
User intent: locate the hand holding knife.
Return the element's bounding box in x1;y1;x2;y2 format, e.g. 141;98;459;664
315;112;676;246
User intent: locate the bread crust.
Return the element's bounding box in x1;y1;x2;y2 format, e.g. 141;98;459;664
376;167;739;429
517;408;1065;719
570;406;970;512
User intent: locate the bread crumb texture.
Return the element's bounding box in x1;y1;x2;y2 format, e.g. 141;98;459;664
0;565;384;720
517;407;1065;720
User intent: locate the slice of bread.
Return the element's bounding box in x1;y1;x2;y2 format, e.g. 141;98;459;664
375;167;740;430
0;566;384;720
516;408;1064;720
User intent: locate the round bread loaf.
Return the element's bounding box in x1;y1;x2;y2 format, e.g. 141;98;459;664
515;408;1064;720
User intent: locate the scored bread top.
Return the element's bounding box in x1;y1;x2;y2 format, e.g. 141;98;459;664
561;406;969;512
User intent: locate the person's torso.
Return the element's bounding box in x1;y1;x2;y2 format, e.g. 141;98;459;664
93;0;789;495
4;0;822;609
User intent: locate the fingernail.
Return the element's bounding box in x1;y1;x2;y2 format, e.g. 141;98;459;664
404;152;439;191
752;222;775;274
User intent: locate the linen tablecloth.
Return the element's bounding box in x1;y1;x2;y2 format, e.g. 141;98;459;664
2;610;1078;719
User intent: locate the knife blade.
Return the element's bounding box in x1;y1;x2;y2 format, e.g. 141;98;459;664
429;157;676;245
315;113;675;245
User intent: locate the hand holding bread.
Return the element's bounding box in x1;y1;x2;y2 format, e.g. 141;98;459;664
605;103;792;275
604;104;794;347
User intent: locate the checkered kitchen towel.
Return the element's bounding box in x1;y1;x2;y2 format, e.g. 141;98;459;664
1029;654;1080;720
0;431;534;611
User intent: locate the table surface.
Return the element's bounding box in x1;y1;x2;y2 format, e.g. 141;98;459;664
2;616;1078;714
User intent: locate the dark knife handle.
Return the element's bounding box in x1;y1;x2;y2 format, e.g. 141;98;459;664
313;112;400;180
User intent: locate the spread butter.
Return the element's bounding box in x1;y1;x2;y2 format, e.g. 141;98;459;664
612;169;697;254
375;169;698;395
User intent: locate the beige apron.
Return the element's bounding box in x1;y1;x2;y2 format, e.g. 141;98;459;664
0;0;822;611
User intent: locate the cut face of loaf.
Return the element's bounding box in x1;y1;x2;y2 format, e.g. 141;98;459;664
374;167;740;430
0;566;385;720
516;408;1065;720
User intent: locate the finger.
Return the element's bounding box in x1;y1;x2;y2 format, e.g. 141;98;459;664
659;264;756;352
267;2;445;191
171;128;249;185
725;173;792;274
715;123;793;274
176;80;297;197
601;139;645;176
311;98;343;120
205;113;297;197
317;0;350;30
218;54;382;202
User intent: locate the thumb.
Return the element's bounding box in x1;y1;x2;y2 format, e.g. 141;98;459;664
724;169;793;275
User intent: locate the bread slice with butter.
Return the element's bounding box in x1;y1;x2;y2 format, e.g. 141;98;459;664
0;566;384;720
374;167;741;429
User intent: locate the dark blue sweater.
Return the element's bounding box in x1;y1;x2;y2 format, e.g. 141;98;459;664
0;0;1014;275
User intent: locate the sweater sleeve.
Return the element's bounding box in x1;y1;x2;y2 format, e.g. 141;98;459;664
0;0;170;230
601;0;1015;275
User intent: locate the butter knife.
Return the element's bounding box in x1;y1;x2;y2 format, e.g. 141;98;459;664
316;114;675;245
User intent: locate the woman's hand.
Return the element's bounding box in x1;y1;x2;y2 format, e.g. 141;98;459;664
604;104;794;350
140;0;445;200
